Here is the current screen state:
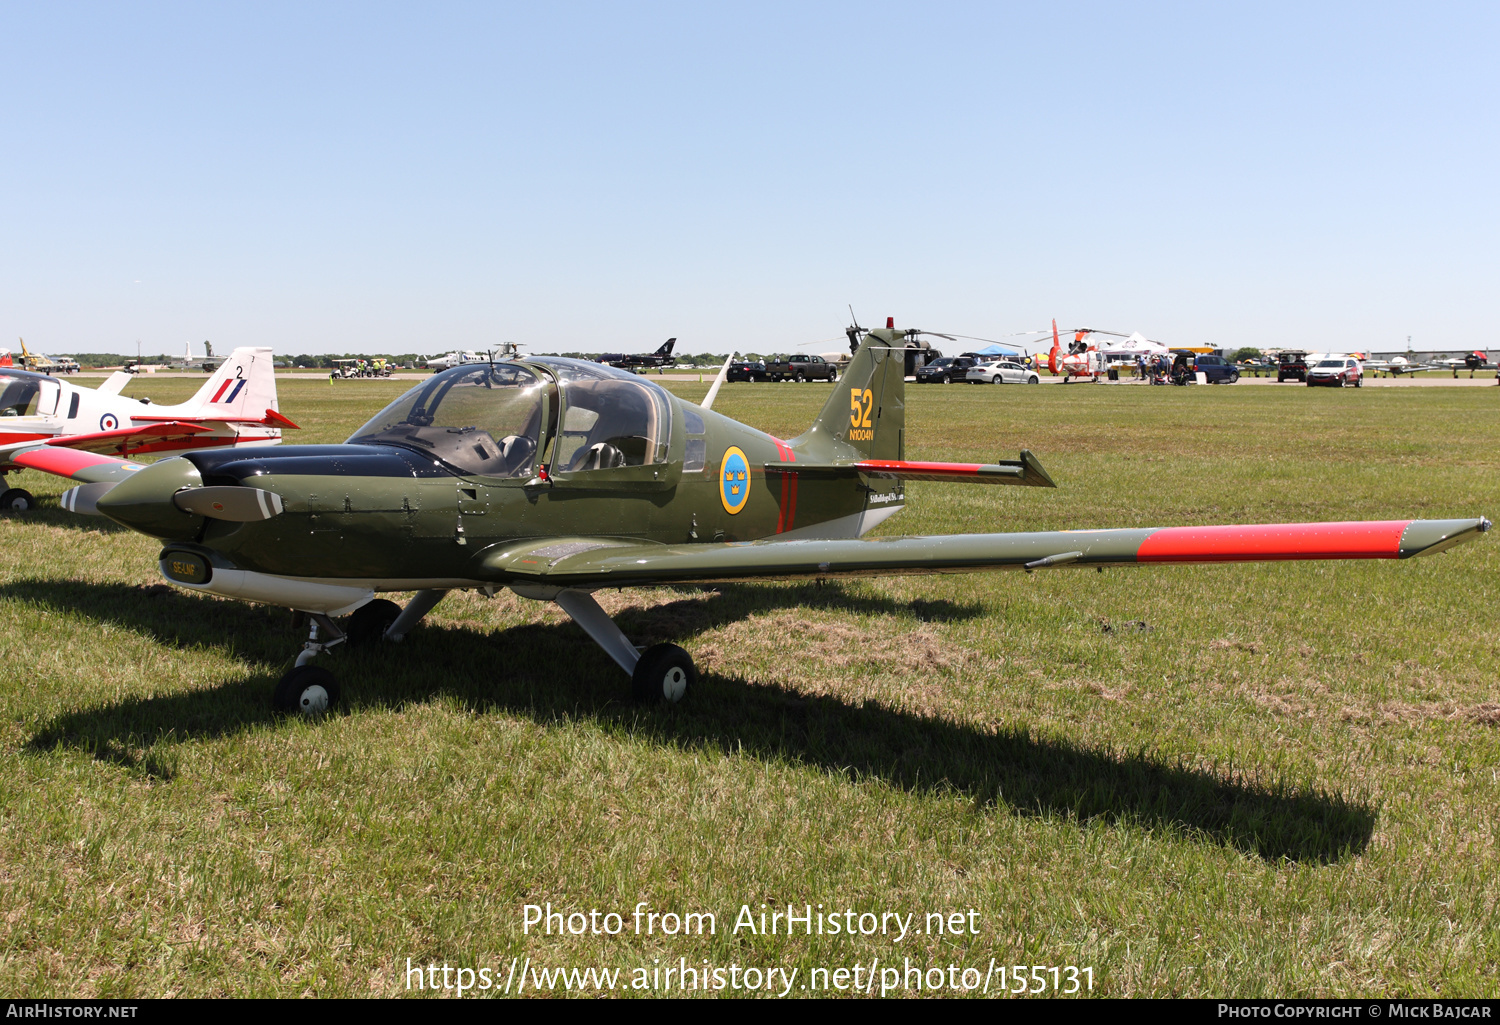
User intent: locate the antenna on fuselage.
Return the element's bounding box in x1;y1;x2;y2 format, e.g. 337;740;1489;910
701;352;734;411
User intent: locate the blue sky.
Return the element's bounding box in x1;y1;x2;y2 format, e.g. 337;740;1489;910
1;2;1495;357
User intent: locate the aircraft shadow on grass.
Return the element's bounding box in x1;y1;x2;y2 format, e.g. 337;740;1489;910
4;504;135;535
13;579;1374;865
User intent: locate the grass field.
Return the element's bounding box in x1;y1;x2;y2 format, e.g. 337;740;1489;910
0;376;1496;998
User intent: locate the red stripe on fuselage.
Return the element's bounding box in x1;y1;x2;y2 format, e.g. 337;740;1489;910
1136;521;1412;562
771;439;797;532
210;381;232;403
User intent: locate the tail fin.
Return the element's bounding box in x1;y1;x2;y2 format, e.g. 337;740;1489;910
790;328;905;461
1048;319;1060;375
183;347;280;419
658;337;676;356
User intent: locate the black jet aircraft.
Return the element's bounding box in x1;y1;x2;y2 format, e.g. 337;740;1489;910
31;324;1489;717
597;337;676;372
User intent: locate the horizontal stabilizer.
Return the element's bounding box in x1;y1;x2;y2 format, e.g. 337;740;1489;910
764;449;1057;487
132;407;298;429
46;421;213;454
478;518;1489;588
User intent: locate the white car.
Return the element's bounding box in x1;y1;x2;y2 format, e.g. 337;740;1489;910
965;360;1041;385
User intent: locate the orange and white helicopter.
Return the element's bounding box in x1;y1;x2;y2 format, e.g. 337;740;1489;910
1046;321;1171;382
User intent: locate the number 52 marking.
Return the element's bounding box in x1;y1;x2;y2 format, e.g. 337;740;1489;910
849;388;873;428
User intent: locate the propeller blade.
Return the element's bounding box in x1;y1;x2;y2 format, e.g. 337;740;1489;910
173;486;285;521
59;481;117;516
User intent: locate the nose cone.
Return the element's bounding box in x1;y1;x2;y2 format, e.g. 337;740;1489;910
95;457;206;540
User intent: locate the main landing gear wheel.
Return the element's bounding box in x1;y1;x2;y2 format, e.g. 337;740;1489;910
346;598;401;646
632;643;696;704
0;488;34;511
274;665;340;716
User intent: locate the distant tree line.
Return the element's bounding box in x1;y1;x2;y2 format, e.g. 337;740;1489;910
51;350;764;370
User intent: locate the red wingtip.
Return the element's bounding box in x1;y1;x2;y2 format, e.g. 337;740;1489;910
262;408;300;429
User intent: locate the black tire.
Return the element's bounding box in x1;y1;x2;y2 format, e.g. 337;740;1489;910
346;598;401;647
828;369;839;382
991;375;1003;384
273;665;340;715
631;643;696;704
0;488;35;511
795;373;805;383
1027;375;1039;384
1229;371;1239;384
1355;377;1362;388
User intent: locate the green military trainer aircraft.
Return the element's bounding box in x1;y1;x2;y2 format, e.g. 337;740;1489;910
30;324;1489;715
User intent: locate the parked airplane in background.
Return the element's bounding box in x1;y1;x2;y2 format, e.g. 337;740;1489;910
1363;355;1430;377
0;340;77;375
597;337;676;372
1431;351;1491;376
0;347;295;510
424;351;487;372
161;341;225;372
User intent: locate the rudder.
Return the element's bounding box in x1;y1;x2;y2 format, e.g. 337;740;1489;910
185;347;279;418
789;329;905;461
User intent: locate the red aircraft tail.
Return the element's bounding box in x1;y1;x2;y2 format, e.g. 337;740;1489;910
1048;319;1060;375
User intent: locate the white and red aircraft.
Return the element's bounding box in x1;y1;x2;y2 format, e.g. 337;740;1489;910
0;347;295;511
1046;321;1172;382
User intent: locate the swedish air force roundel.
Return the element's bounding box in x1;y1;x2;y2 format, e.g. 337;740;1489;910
719;446;750;515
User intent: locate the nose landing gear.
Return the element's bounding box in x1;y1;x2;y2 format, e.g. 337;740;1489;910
271;590;450;716
273;613;348;715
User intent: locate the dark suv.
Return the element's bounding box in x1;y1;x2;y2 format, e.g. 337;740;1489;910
915;355;980;384
725;360;767;383
1170;352;1240;385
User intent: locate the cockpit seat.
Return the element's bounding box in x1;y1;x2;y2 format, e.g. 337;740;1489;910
570;442;627;471
497;435;536;476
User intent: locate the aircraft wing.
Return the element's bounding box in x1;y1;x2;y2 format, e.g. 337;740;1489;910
480;518;1489;589
131;409;299;428
42;410;298;456
42;421;216;455
4;444;143;485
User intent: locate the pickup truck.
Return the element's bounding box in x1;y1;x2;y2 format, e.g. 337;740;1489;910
762;353;840;382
